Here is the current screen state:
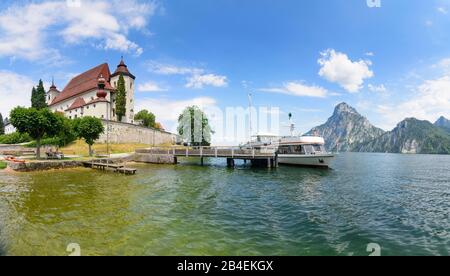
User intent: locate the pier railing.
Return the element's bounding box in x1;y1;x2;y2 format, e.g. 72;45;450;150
136;146;277;159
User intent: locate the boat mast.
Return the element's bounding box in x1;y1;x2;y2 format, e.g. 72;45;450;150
248;92;253;139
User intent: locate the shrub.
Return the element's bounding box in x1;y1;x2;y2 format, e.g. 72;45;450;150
25;137;65;148
0;132;32;144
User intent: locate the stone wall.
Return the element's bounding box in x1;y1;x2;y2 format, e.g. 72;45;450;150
98;120;178;145
134;153;177;164
7;160;82;172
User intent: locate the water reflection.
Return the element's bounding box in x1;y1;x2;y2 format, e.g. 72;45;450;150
0;153;449;256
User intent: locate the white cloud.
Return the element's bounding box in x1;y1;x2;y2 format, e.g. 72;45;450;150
186;74;228;89
318;49;374;93
438;7;448;14
137;81;167;92
432;58;450;74
0;71;35;118
135;97;217;132
376;76;450;129
365;52;375;57
259;82;328;98
368;84;387;93
0;0;156;61
147;61;228;89
147;61;203;75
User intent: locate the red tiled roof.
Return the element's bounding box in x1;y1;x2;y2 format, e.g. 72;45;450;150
50;63;114;106
87;97;109;104
66;97;86;111
111;58;135;79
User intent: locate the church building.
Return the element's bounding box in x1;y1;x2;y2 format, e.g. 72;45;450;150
47;58;136;124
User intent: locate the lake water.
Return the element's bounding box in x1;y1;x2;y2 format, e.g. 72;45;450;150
0;153;449;256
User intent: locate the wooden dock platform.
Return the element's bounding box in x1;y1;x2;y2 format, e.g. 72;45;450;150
82;161;137;175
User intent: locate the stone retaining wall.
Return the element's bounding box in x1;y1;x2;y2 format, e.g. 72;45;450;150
7;160;82;172
134;153;176;164
6;153;176;172
98;120;179;145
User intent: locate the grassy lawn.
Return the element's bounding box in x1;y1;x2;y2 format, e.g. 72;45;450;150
0;161;7;170
60;140;153;157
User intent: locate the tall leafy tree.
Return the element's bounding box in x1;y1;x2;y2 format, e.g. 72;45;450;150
31;80;47;109
0;113;4;135
115;74;127;122
177;106;213;146
73;116;104;156
10;107;63;159
134;110;156;128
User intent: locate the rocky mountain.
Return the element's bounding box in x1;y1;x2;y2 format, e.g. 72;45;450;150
307;103;385;152
355;118;450;154
434;116;450;133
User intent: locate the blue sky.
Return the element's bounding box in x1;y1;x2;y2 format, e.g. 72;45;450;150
1;0;450;140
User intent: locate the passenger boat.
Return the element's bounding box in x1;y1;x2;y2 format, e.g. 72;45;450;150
242;94;335;167
276;136;335;167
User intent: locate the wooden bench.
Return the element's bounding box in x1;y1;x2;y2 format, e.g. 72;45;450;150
46;152;64;160
2;150;36;156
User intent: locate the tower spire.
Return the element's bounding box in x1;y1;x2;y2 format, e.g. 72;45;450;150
50;76;56;89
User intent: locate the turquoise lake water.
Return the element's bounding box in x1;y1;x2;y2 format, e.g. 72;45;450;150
0;152;449;256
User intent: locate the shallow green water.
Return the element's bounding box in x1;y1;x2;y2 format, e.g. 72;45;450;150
0;153;449;256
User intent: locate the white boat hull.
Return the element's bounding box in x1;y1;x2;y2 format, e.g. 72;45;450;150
278;154;334;167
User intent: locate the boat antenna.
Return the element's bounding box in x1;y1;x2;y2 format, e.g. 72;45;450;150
288;113;295;137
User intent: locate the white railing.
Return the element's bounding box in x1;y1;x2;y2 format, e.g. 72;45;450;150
136;146;277;158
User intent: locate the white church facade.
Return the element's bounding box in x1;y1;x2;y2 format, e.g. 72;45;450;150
47;58;136;124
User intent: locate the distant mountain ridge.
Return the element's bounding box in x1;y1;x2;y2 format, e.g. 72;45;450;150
355;118;450;154
309;103;450;154
307;103;385;152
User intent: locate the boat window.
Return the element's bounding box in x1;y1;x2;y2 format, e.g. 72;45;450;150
303;145;314;154
278;145;304;154
313;144;323;152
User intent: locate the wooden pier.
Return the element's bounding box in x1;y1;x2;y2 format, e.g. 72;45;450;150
82;161;137;175
135;146;279;168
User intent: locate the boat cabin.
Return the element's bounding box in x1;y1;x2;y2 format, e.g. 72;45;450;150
278;136;326;155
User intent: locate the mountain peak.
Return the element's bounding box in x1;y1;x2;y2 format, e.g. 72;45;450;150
333;102;358;115
308;102;385;152
435;116;450;129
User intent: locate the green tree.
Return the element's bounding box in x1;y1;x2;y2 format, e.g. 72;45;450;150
73;116;104;156
54;113;77;147
177;106;213;146
0;113;4;135
30;87;37;108
31;80;47;109
134;110;156;128
115;74;127;122
10;107;63;159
